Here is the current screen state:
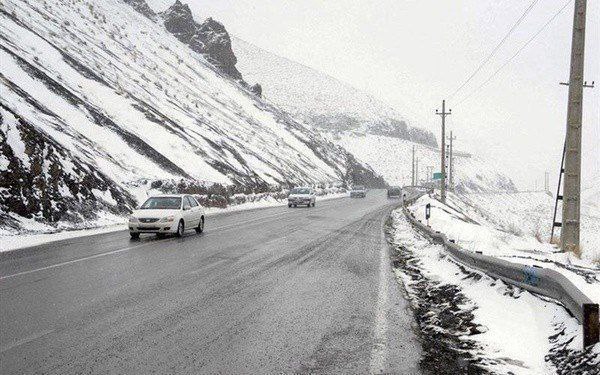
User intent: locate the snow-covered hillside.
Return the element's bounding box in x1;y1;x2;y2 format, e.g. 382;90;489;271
0;0;384;231
232;37;437;147
457;191;600;263
333;132;516;193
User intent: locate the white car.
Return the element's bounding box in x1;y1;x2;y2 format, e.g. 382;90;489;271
350;185;367;198
288;187;316;208
128;194;205;239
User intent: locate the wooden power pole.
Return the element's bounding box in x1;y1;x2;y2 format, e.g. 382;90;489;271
436;100;451;203
561;0;588;254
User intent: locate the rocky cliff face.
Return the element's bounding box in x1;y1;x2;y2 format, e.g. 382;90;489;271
0;106;135;229
161;0;242;80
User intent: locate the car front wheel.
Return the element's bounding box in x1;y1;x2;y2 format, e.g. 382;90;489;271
176;220;185;237
130;232;140;239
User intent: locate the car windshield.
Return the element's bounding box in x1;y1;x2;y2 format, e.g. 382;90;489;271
140;197;182;209
353;186;365;190
290;188;310;194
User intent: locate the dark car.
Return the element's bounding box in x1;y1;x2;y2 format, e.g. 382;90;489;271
387;186;402;198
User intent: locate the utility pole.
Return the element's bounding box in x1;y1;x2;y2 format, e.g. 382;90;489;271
447;132;456;191
416;158;419;186
436;100;451;204
561;0;587;254
411;145;416;186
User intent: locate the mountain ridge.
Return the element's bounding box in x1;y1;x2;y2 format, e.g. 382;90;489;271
0;0;384;231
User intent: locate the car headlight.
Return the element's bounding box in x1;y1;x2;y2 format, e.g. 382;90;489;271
128;216;138;223
160;215;175;222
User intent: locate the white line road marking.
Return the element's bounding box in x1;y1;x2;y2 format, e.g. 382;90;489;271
0;242;156;281
0;329;55;354
370;221;389;374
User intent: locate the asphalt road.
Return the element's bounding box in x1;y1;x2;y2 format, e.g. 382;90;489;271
0;190;422;374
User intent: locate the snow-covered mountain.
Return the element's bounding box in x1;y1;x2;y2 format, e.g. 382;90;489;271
334;133;516;193
229;35;518;193
0;0;384;231
232;37;437;147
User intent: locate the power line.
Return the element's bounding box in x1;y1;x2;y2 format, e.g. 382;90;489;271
454;0;573;108
448;0;540;100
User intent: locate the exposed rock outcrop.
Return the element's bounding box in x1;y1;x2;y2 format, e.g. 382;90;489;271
123;0;156;19
250;83;262;97
0;106;135;226
162;1;242;80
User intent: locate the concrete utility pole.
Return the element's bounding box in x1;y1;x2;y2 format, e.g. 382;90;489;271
436;100;451;203
561;0;587;254
411;145;416;186
416;158;419;186
447;132;456;191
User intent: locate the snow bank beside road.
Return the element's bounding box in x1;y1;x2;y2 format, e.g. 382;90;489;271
388;209;599;374
0;192;347;252
407;192;600;307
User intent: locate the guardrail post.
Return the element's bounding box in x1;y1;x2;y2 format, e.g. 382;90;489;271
583;303;599;347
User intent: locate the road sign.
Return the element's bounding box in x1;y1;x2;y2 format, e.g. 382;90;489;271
433;172;443;180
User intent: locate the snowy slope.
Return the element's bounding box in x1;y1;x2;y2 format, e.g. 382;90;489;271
334;132;516;193
0;0;383;231
582;177;600;215
409;192;600;298
457;191;600;263
232;37;437;147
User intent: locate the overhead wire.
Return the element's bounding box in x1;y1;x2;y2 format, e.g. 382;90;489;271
453;0;574;108
448;0;540;100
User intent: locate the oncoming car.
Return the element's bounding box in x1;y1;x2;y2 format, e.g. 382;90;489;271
350;185;367;198
288;187;316;208
128;194;205;239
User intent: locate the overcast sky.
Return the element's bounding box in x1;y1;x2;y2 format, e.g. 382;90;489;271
150;0;598;190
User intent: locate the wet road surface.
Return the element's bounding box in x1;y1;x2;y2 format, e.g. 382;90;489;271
0;191;421;374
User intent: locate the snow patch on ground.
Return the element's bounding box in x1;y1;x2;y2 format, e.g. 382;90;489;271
407;191;600;305
388;209;598;374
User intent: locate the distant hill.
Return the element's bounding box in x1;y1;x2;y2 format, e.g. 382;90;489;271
232;37;437;148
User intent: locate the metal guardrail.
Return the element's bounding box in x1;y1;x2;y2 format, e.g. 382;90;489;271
401;191;599;348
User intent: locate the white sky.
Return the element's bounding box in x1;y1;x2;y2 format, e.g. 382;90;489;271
150;0;599;190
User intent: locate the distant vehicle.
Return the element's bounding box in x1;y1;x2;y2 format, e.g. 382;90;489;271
128;194;205;239
350;185;367;198
288;187;316;207
387;186;402;198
